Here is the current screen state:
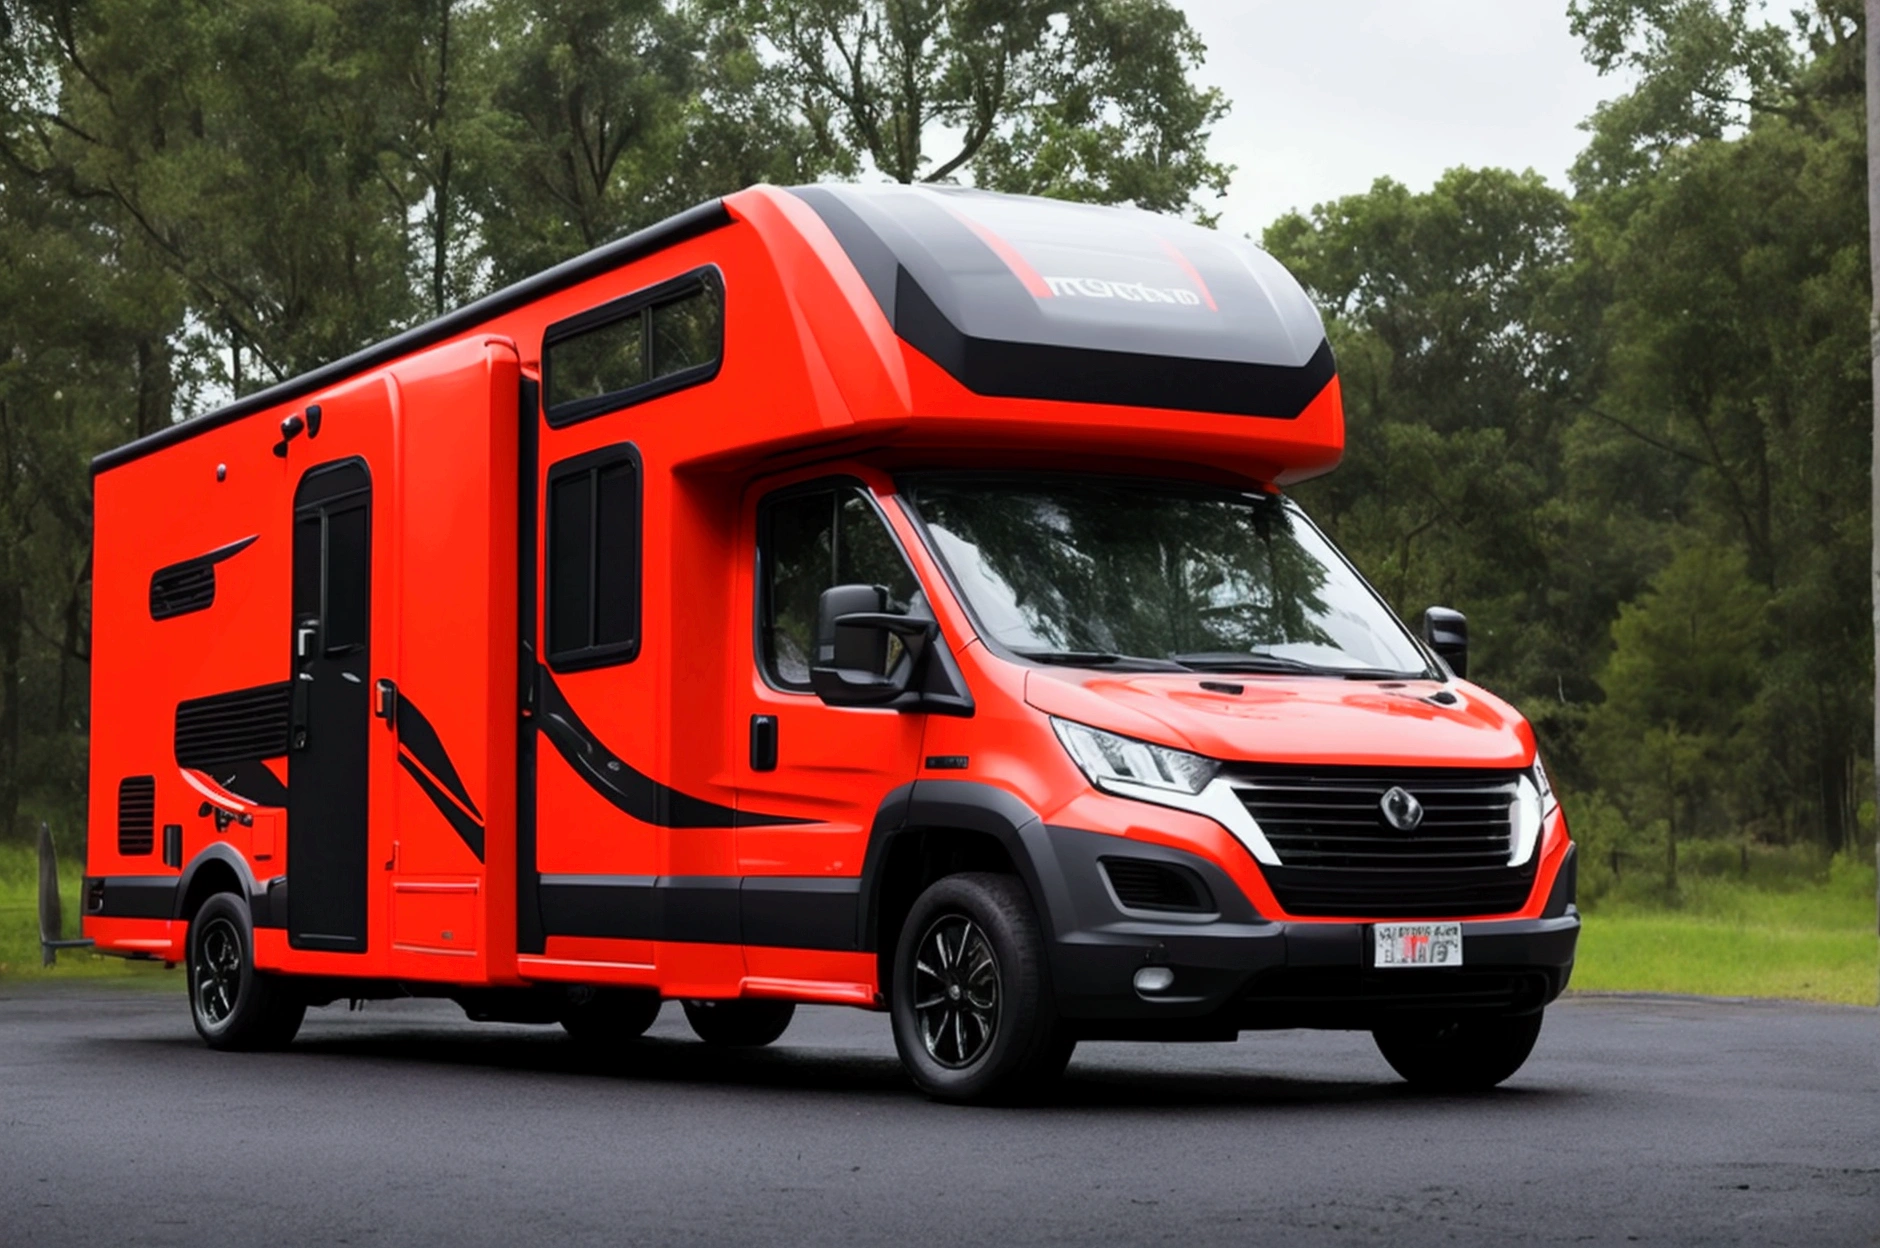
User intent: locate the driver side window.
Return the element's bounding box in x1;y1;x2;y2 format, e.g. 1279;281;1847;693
759;483;918;689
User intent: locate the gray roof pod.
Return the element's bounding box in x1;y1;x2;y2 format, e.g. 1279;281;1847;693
788;184;1334;419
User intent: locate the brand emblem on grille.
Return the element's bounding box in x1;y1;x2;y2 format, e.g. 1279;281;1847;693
1379;786;1424;832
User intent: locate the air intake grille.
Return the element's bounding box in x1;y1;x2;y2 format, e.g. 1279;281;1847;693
1232;765;1537;918
149;562;216;619
175;682;293;769
149;536;257;621
117;776;155;856
1100;857;1214;914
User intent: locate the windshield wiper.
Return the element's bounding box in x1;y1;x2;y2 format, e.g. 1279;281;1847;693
1172;651;1435;680
1014;649;1189;671
1168;650;1326;674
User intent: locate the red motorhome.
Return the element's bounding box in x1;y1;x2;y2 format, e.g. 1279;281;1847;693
82;184;1577;1101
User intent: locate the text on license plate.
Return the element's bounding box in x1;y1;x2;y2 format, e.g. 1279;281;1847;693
1373;922;1464;968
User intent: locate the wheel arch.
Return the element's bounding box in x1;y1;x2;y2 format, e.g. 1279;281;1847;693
857;780;1075;998
175;843;260;926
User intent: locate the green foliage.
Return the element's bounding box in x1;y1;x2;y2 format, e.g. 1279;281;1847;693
1270;0;1876;880
0;839;177;978
741;0;1231;216
1572;850;1876;1004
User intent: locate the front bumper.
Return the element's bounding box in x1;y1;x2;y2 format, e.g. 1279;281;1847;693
1039;826;1578;1039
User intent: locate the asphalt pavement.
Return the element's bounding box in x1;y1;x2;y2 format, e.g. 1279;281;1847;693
1;981;1874;1246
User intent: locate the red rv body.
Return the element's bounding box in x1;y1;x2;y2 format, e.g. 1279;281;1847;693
85;184;1577;1100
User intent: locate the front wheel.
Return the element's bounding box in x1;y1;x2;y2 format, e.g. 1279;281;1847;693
1373;1010;1545;1091
187;892;304;1051
682;998;795;1047
889;872;1074;1104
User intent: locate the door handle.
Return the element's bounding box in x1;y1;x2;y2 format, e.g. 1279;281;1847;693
750;715;778;772
297;626;317;657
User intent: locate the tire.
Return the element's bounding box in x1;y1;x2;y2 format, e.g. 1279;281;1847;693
187;892;305;1051
1373;1010;1545;1091
682;998;796;1047
889;872;1074;1104
560;988;662;1045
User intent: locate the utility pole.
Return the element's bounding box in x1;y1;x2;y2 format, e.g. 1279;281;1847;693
1867;0;1880;970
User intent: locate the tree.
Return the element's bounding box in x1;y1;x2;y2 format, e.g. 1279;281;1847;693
1264;169;1620;771
742;0;1230;217
1864;0;1880;943
1571;0;1872;851
1587;545;1769;889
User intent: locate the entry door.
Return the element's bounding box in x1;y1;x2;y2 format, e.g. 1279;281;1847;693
287;460;373;952
733;479;928;895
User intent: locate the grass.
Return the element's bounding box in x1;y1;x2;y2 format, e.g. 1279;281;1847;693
0;840;177;984
1572;852;1878;1006
3;835;1874;1005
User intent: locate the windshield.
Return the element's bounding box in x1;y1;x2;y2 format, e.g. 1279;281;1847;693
901;475;1433;677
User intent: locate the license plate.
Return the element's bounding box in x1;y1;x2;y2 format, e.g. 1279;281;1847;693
1374;922;1463;968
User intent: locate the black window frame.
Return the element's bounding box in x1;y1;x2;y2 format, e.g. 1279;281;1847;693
753;476;921;693
544;443;644;674
541;265;725;428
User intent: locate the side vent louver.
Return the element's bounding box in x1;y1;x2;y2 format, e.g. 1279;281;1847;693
117;776;156;856
175;682;293;769
149;535;258;621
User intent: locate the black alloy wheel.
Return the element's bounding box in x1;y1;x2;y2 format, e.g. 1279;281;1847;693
912;913;1000;1068
681;998;796;1047
889;873;1074;1104
187;891;305;1051
1373;1009;1546;1091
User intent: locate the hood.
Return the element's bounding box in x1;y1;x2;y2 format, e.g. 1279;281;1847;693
1024;667;1534;770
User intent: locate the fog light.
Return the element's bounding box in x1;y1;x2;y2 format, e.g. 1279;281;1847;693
1133;966;1175;994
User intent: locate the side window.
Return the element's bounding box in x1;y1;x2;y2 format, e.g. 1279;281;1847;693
546;445;641;672
543;267;724;426
759;483;919;689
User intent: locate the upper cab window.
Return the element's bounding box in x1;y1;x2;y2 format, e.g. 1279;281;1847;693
760;484;920;689
543;267;723;426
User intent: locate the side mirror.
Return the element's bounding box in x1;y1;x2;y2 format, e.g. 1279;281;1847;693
1420;606;1468;679
809;584;932;707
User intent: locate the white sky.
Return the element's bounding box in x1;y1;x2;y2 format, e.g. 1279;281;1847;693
1178;1;1629;239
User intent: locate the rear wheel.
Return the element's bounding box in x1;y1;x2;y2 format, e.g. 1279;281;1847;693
682;998;796;1047
187;892;304;1051
889;872;1074;1104
1373;1010;1545;1091
560;988;662;1045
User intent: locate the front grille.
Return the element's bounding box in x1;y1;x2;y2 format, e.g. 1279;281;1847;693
1100;857;1214;913
1232;765;1537;918
117;776;155;856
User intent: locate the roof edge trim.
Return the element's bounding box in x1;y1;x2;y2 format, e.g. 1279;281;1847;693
92;199;734;476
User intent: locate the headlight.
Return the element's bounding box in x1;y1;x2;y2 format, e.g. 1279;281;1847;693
1048;718;1279;865
1051;719;1219;796
1508;757;1558;867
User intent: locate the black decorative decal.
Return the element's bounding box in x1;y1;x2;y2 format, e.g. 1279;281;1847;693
536;668;810;828
393;691;485;861
149;535;258;620
395;693;481;820
398;755;486;862
204;759;289;808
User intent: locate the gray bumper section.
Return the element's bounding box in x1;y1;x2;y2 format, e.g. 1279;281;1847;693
1035;825;1580;1038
